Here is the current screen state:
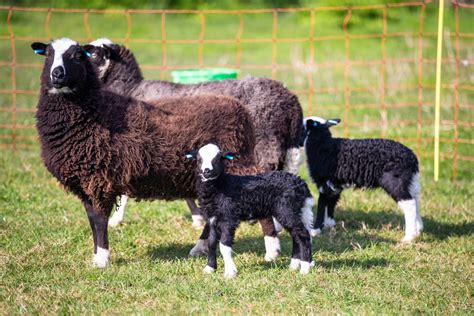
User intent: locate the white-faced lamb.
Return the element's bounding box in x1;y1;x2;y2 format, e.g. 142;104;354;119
31;38;279;268
303;116;423;242
185;143;314;278
84;38;304;231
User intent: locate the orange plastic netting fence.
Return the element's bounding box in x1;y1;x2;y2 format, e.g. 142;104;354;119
0;1;472;179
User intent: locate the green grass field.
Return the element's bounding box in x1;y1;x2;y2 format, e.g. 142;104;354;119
0;0;473;314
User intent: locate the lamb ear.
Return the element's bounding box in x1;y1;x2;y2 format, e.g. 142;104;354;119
184;150;196;159
327;119;341;127
222;152;236;161
31;42;47;55
305;119;316;128
102;44;120;60
82;44;95;57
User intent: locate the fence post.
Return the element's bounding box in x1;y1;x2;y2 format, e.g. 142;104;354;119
434;0;445;181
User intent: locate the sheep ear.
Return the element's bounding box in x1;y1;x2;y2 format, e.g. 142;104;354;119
102;44;119;60
327;119;341;127
306;119;317;128
184;150;196;159
223;152;236;161
31;42;47;55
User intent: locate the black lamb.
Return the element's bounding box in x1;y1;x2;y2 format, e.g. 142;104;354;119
186;143;315;278
304;116;423;242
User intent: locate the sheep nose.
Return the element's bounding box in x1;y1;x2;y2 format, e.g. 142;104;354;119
51;66;65;80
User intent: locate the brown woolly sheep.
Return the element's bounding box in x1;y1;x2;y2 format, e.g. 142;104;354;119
31;38;280;268
84;39;304;236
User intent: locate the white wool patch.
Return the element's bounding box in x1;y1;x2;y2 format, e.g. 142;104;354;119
198;143;220;172
109;195;128;227
219;243;237;278
264;236;281;262
409;172;421;198
89;38;113;47
300;197;314;233
300;261;312;274
48;87;73;94
289;258;301;270
398;198;418;242
304;116;327;125
283;147;301;175
50;38;78;80
203;265;215;274
92;246;110;268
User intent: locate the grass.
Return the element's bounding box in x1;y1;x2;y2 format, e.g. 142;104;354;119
1;149;473;314
0;1;473;314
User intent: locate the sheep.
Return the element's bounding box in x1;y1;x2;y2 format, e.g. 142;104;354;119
31;38;280;268
185;143;315;278
84;39;304;232
303;116;423;242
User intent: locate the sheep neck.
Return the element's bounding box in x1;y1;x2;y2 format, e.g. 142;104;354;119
103;46;143;94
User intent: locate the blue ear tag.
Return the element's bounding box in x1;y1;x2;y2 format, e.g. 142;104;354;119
225;155;234;160
34;49;44;54
185;154;194;159
85;51;92;58
313;121;318;126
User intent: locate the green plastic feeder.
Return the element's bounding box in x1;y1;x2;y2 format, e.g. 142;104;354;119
171;68;238;84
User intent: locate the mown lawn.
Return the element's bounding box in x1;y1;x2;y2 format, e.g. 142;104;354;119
0;149;472;314
0;0;473;314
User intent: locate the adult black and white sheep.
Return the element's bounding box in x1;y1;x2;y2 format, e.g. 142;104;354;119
31;38;280;268
186;144;314;278
303;116;423;242
84;38;304;230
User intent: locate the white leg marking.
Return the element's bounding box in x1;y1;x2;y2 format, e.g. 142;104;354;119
289;258;301;270
283;147;301;175
192;215;206;230
300;261;313;274
189;239;209;257
410;172;423;235
219;243;237;279
415;196;424;234
310;228;322;237
273;217;283;233
92;246;110;268
399;199;418;242
323;206;336;228
109;195;128;227
203;265;215;274
264;236;281;262
300;197;314;233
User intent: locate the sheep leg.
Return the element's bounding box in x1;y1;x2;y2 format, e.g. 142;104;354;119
189;223;210;257
312;193;329;236
324;193;340;228
289;233;301;271
108;195;128;227
186;199;205;230
398;199;418;243
85;202;110;268
260;217;281;262
298;231;313;274
219;223;238;279
203;224;219;274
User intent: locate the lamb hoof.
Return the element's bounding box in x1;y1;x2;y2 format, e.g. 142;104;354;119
192;215;206;230
203;265;215;274
224;267;238;279
310;228;322;237
324;218;336;228
264;251;280;262
108;215;123;227
289;258;300;271
299;261;313;275
92;254;109;269
401;234;418;243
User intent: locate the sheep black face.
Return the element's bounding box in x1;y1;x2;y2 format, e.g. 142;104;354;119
31;38;91;94
185;144;235;182
83;39;119;80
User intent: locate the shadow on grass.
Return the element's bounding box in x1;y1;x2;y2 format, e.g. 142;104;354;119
337;208;474;240
318;257;389;270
